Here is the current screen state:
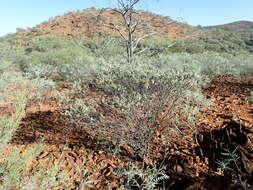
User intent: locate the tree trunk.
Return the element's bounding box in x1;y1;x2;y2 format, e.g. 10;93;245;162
127;10;134;63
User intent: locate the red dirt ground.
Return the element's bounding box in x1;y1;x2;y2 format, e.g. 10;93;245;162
3;75;253;189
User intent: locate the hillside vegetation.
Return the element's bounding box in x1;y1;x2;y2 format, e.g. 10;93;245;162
207;21;253;32
0;8;253;190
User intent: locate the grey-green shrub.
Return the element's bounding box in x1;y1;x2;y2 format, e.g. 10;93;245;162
0;40;25;72
0;89;46;189
116;163;169;190
192;52;253;77
0;92;27;153
12;35;253;83
62;98;97;119
20;35;88;78
0;144;45;190
20;158;72;190
62;55;209;158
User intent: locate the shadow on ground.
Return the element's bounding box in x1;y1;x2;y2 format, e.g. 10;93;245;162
11;111;113;151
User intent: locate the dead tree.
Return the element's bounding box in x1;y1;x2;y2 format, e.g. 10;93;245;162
115;0;143;63
96;0;175;63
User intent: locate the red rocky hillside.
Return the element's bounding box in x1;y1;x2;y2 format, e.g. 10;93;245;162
19;8;192;39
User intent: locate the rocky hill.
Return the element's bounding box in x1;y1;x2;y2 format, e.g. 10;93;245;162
19;8;193;39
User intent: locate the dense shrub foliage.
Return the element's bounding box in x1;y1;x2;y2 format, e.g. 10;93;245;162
139;28;253;55
116;163;169;190
60;57;208;157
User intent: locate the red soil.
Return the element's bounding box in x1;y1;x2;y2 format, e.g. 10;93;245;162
3;75;253;189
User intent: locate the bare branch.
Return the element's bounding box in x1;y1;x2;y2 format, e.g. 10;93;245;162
134;47;150;55
129;0;141;10
149;43;176;57
109;23;127;40
133;32;157;51
134;42;176;56
117;0;140;10
131;17;141;34
112;8;127;16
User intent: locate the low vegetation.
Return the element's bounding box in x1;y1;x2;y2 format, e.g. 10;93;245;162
0;15;252;189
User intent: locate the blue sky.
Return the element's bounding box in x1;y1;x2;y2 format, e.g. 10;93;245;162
1;0;253;37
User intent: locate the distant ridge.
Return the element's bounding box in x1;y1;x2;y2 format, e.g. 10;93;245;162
206;20;253;32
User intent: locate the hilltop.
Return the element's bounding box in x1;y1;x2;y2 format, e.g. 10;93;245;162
5;8;253;42
18;8;192;39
